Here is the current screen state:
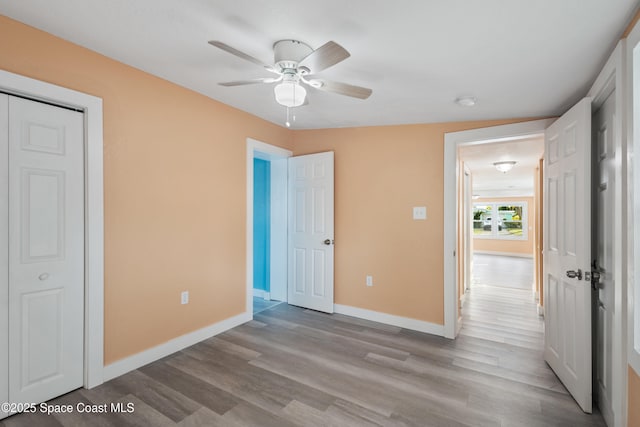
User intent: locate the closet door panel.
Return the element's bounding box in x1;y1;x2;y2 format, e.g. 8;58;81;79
7;96;84;406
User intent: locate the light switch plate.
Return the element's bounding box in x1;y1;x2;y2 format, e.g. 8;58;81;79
413;206;427;220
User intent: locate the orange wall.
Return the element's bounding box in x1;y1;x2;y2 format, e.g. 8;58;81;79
472;197;535;256
0;15;544;363
630;366;640;427
292;121;532;324
0;16;293;364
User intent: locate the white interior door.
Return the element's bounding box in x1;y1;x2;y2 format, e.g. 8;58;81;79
543;97;592;413
287;152;334;313
7;95;84;406
593;91;615;426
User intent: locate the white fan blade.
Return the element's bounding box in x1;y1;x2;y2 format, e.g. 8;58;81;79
298;41;350;73
305;77;372;99
219;77;279;87
208;41;277;73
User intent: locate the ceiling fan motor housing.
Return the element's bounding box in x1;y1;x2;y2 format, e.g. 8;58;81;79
273;39;313;72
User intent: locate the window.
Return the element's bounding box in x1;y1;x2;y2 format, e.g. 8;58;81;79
473;202;527;240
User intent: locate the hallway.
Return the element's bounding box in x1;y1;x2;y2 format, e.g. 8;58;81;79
460;252;606;426
471;253;534;290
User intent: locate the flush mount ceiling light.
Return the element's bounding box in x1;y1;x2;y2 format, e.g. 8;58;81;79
493;161;517;173
455;96;477;107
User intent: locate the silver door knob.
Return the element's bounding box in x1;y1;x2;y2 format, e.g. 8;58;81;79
38;273;50;281
566;269;583;280
323;239;334;245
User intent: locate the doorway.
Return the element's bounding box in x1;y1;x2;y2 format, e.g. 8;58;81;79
445;65;626;423
246;139;291;316
246;140;336;316
458;137;543;311
444;119;554;338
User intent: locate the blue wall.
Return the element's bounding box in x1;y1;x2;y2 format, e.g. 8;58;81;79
253;158;270;292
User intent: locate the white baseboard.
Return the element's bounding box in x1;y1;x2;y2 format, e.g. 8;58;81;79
253;289;271;300
334;304;444;336
473;250;533;258
103;311;251;382
537;304;545;317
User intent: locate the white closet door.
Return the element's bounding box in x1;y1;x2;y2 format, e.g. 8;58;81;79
0;94;8;419
8;96;84;405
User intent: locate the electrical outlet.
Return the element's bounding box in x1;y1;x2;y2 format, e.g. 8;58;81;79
181;291;189;305
366;275;373;287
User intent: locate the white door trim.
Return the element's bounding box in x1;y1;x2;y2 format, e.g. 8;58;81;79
588;41;627;427
443;119;554;338
626;19;640;426
246;138;292;315
0;69;104;388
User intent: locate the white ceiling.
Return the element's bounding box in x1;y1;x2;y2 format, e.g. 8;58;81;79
459;136;545;198
1;0;637;129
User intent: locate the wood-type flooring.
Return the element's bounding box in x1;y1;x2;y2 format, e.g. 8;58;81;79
1;284;605;426
471;254;534;290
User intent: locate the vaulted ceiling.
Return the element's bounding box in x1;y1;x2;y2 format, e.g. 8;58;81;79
1;0;637;129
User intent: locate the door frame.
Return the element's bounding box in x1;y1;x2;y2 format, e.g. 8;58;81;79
443;118;554;338
246;138;292;315
463;165;472;295
0;70;104;388
587;41;627;427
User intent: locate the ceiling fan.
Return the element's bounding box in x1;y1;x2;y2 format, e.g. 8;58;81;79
208;39;372;108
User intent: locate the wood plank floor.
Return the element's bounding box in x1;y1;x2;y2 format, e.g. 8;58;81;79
253;297;283;314
2;286;605;426
472;254;534;290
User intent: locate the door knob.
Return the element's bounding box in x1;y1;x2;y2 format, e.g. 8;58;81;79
323;239;334;245
38;273;50;281
566;269;583;280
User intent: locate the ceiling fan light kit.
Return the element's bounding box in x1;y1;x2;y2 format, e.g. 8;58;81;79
208;38;372;125
274;80;307;107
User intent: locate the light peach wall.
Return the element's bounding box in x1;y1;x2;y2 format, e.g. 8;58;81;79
0;16;293;364
472;196;535;256
0;15;546;362
630;366;640;426
292;120;534;324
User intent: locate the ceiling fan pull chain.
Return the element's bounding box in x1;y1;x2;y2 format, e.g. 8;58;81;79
285;106;291;128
